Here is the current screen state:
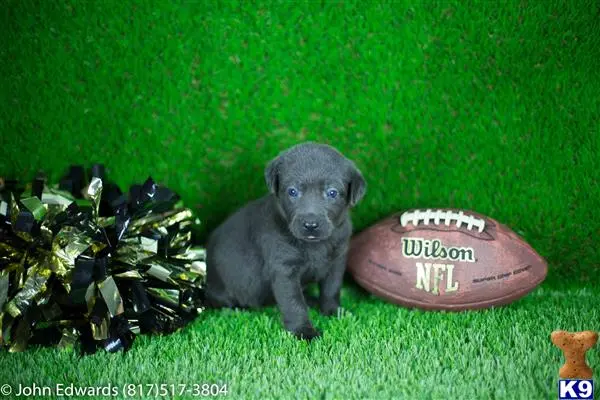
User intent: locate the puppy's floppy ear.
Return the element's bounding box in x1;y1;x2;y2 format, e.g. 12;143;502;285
265;156;281;194
348;164;366;207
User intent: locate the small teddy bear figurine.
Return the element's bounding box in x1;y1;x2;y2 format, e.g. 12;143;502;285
551;330;598;379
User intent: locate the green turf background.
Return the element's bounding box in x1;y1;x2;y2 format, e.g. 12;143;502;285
2;0;600;281
1;1;600;399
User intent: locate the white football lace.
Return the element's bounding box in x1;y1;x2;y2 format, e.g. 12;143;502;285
400;209;485;233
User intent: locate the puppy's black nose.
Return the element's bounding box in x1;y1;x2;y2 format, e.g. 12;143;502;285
302;221;319;232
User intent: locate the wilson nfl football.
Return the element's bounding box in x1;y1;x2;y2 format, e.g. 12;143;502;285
347;209;547;310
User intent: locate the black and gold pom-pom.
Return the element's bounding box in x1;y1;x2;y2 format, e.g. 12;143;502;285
0;165;206;354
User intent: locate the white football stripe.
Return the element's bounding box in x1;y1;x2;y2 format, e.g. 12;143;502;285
400;209;485;232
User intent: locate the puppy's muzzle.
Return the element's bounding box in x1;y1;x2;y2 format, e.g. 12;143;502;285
292;213;330;241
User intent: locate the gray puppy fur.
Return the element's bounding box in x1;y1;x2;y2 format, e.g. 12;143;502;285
205;142;366;340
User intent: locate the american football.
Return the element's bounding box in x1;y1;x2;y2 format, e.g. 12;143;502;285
347;209;548;310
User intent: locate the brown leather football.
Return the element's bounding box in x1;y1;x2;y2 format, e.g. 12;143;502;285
347;209;547;310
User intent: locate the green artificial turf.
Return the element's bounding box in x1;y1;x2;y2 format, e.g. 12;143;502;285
1;281;598;399
1;0;600;398
2;0;600;281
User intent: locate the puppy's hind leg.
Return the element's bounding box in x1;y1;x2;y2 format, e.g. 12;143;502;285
204;286;233;309
205;257;239;308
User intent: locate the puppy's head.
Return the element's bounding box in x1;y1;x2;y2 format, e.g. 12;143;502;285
265;142;366;242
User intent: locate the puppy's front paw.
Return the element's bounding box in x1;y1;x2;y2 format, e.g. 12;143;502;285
292;325;322;341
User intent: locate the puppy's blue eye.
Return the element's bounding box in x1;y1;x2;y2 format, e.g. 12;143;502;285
288;188;298;197
327;189;338;198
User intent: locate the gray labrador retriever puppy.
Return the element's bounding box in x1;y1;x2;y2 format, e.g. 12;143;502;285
205;142;366;340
